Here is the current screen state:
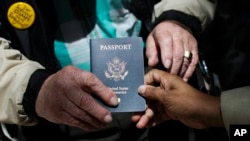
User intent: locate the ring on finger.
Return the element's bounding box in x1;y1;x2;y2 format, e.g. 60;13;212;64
184;51;193;61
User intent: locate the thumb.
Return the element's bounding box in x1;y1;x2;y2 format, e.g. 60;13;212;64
138;85;165;102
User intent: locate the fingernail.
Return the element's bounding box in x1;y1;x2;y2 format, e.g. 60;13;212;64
164;59;171;69
138;85;146;95
183;78;188;82
148;58;153;66
110;97;118;106
104;115;112;123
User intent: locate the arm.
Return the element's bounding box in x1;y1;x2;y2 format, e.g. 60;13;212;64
0;37;44;125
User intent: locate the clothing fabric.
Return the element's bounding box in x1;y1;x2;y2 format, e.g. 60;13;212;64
54;0;142;71
153;0;216;31
221;86;250;133
0;37;43;125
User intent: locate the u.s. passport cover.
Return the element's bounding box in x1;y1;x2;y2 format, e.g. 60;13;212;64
90;37;146;112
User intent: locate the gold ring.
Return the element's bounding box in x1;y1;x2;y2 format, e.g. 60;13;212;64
184;51;192;60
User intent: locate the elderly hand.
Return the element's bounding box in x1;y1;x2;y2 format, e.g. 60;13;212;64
132;69;223;129
146;20;198;81
35;66;118;132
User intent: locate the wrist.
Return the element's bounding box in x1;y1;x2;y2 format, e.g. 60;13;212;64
203;95;224;127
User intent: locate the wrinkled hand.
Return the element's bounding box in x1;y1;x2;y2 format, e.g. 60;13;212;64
36;66;118;132
132;69;223;129
146;20;198;81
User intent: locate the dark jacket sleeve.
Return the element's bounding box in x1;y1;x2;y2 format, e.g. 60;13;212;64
154;10;202;38
23;69;54;120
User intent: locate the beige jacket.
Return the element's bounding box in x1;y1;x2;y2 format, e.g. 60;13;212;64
0;0;216;125
0;38;44;125
154;0;216;30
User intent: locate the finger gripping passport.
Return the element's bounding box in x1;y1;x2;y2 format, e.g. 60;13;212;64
90;37;146;112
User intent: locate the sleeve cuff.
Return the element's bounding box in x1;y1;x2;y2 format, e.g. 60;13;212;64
154;10;202;38
22;69;54;120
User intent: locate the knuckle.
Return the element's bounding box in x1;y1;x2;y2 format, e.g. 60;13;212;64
67;116;82;127
84;73;97;84
84;73;103;90
182;59;190;66
78;93;93;111
76;112;89;121
63;66;77;77
74;110;92;124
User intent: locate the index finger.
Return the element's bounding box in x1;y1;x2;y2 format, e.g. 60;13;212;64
144;69;183;89
151;29;173;69
144;69;166;85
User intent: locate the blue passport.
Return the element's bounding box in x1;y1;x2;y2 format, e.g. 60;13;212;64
90;37;146;112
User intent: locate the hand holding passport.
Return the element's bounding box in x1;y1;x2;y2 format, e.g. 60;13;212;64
90;37;146;112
